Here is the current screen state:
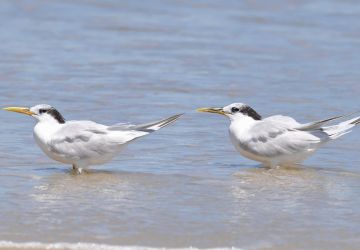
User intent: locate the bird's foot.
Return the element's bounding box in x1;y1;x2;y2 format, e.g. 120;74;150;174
72;165;83;175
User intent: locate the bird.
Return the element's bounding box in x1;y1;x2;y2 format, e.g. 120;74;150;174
197;103;360;168
3;104;183;174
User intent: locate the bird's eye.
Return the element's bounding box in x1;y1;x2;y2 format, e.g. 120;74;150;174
231;107;240;113
39;109;47;114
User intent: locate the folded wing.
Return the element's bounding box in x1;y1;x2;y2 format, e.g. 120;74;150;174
243;121;321;158
48;121;131;161
48;114;183;161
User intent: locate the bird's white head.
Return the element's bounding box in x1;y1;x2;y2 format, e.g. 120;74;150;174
3;104;66;124
197;103;262;122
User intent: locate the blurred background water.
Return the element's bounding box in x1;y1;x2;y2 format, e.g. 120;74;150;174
0;0;360;249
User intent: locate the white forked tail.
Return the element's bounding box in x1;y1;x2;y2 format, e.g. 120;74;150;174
322;116;360;139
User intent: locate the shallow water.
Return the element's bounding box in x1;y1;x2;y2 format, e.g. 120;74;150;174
0;0;360;249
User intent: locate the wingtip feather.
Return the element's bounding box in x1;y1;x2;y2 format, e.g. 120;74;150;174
157;113;184;128
351;117;360;125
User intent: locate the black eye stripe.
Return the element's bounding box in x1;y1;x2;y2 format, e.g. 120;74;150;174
37;107;66;124
231;107;240;113
47;108;66;124
240;106;262;120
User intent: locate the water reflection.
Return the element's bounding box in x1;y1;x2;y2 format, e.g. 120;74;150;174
30;170;151;205
230;165;360;216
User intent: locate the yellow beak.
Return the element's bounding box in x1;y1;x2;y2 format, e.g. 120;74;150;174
196;107;227;115
3;107;35;116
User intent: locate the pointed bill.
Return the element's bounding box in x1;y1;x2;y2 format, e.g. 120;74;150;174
3;107;35;115
197;107;227;115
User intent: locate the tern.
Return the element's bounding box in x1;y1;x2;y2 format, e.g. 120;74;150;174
198;103;360;168
3;104;182;173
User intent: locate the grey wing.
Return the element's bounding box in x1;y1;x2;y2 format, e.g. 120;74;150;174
48;121;123;161
243;121;322;158
264;115;300;127
295;115;343;131
265;114;344;131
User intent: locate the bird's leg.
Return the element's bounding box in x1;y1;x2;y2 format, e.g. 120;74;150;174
72;164;83;175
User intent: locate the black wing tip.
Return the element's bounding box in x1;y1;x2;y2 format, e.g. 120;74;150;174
351;117;360;125
315;115;343;125
165;113;184;121
173;113;185;119
158;113;184;128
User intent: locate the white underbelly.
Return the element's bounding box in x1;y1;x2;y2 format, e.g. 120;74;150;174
34;133;123;166
229;134;265;163
229;132;316;167
34;134;73;164
234;141;315;167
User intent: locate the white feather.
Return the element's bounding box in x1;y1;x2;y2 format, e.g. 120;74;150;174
30;106;182;172
216;103;360;167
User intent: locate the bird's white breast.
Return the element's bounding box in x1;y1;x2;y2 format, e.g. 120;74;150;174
228;121;270;164
33;122;73;164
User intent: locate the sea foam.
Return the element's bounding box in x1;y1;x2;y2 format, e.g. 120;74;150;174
0;241;242;250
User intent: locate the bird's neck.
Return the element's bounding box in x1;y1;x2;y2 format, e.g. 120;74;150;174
34;120;63;142
230;115;257;126
229;116;258;137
